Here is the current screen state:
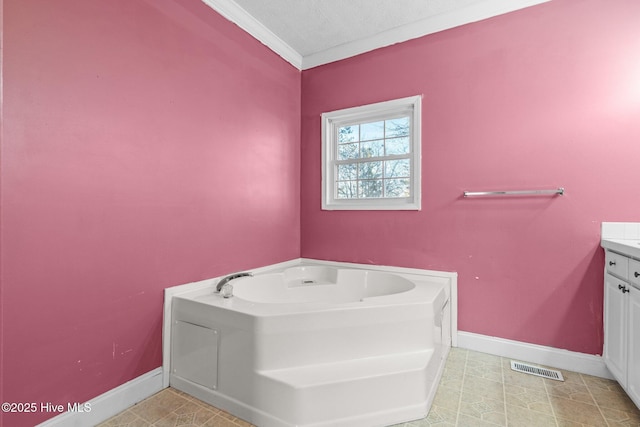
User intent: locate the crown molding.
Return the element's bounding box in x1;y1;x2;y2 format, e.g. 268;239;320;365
200;0;302;70
201;0;551;71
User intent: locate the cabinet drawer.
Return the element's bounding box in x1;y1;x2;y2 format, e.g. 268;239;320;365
606;251;629;280
629;259;640;288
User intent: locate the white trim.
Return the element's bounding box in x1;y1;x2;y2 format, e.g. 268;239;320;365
199;0;302;69
36;368;163;427
321;95;422;211
457;331;614;379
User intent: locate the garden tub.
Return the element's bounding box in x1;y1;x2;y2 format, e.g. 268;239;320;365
166;260;456;427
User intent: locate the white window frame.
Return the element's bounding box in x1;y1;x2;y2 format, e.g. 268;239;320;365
321;95;422;210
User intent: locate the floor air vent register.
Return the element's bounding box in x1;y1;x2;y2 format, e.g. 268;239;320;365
510;360;564;381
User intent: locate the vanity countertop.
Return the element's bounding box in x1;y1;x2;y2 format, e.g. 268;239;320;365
601;238;640;260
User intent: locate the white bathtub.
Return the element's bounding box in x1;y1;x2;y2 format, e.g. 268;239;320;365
166;260;456;427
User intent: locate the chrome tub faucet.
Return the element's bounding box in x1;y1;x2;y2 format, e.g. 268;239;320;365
216;272;253;297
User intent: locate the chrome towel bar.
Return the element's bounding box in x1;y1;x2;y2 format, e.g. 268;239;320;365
463;188;564;197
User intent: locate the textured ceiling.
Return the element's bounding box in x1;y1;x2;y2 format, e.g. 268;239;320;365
202;0;551;69
231;0;481;57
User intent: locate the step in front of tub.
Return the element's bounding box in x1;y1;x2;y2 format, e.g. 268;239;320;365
254;349;436;426
259;349;433;387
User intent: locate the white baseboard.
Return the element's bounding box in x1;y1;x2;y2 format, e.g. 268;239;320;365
457;331;613;379
36;368;164;427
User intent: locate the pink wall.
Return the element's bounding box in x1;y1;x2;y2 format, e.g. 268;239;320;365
301;0;640;355
3;0;640;425
0;0;300;425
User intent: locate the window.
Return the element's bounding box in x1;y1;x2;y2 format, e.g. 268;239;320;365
321;95;421;210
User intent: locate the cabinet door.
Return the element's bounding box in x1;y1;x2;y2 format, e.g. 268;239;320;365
627;285;640;408
607;251;630;280
604;273;628;387
629;259;640;288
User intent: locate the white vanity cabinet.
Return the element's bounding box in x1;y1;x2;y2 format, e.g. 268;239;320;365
628;264;640;408
604;272;628;384
603;249;640;408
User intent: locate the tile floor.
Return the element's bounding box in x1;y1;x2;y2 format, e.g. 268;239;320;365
99;348;640;427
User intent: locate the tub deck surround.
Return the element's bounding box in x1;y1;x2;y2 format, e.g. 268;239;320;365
165;259;457;427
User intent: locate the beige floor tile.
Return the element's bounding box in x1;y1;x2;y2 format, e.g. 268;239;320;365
554;418;584;426
432;385;461;413
151;412;183;427
423;405;458;425
545;379;596;405
447;347;468;360
503;367;547;392
440;367;465;390
555;370;584;385
95;409;138;426
462;374;505;402
506;404;557;427
445;357;467;372
118;418;151;427
404;418;432;427
599;405;640;426
505;385;554;415
96;409;151;427
465;362;504;383
129;389;191;424
588;383;640;413
605;421;640;427
219;410;244;423
581;374;621;391
467;351;503;367
457;413;505;426
444;348;467;371
459;393;506;425
176;402;219;424
201;413;241;426
549;396;608;427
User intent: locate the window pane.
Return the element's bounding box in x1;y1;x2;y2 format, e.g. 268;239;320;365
384;178;410;197
385;159;410;178
322;95;421;210
385;137;410;155
359;161;382;179
359;180;383;198
360;140;384;158
337;181;358;199
338;125;359;143
360;121;384;141
338;143;359;160
385;117;410;137
337;163;357;181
